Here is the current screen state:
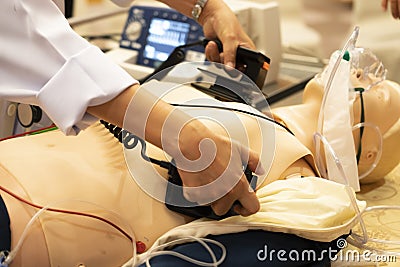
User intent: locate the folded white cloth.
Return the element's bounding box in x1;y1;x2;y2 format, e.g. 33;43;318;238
135;177;366;265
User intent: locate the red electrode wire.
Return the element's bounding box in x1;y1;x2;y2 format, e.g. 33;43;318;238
0;184;146;253
0;125;58;142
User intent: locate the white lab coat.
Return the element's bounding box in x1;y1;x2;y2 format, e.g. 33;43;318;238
0;0;138;135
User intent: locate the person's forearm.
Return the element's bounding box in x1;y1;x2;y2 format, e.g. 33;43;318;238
86;84;204;159
86;85;137;131
86;84;173;149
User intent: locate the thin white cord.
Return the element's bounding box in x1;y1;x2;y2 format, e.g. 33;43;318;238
346;235;400;257
2;204;49;264
140;236;226;267
348;205;400;252
2;199;136;266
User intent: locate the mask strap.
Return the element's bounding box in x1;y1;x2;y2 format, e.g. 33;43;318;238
354;87;365;164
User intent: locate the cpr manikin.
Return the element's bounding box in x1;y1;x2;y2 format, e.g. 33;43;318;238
0;54;399;266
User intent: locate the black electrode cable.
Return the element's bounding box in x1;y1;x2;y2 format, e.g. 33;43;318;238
101;102;294;171
169;103;295;136
100;120;170;169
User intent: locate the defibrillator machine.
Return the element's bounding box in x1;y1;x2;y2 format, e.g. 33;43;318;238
119;5;206;69
107;0;281;84
107;3;204;81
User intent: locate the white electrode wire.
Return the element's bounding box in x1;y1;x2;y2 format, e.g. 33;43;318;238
352;122;383;180
2;204;49;265
139;236;226;267
2;199;136;266
315;26;360;178
313;132;368;245
346;236;400;257
347;205;400;255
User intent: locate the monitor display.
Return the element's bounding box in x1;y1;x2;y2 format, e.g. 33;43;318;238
143;18;190;65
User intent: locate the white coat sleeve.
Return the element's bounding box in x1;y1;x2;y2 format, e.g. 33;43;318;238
0;0;138;135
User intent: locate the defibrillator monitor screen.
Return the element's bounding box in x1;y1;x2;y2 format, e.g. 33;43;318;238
143;18;190;66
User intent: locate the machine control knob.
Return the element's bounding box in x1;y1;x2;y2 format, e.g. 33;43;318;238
125;21;142;41
16;104;42;128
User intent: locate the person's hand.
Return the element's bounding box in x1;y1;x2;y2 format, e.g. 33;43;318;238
382;0;400;19
199;0;256;68
171;119;262;217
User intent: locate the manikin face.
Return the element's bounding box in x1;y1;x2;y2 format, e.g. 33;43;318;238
301;65;400;135
348;47;399;137
352;74;400;134
350;70;400;181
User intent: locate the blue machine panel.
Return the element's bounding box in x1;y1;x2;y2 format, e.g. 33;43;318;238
120;5;205;68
